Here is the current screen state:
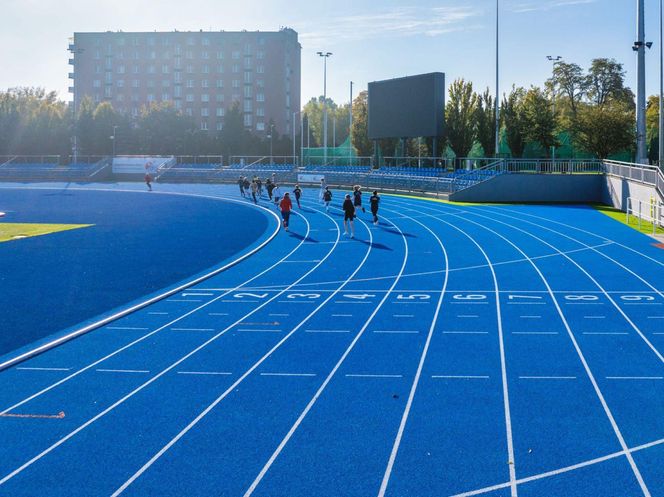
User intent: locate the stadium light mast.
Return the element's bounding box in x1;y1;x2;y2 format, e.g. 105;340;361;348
634;0;651;163
494;0;500;157
349;81;354;166
547;56;562;161
317;51;332;165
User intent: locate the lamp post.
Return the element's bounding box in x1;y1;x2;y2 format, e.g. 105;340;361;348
317;51;332;165
494;0;500;157
349;81;354;166
111;125;119;158
292;111;301;167
269;123;274;165
547;55;562;161
634;0;652;163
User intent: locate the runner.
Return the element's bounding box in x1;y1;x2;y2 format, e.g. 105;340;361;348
243;176;251;196
293;184;302;208
279;192;293;231
342;193;355;238
266;178;274;200
319;177;327;203
323;186;332;212
256;177;263;197
144;161;153;191
353;185;365;214
272;184;282;208
370;190;380;225
238;175;246;197
250;179;259;204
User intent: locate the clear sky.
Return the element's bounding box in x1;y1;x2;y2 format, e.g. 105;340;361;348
2;0;662;107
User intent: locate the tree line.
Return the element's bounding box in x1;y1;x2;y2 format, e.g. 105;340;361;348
0;57;657;162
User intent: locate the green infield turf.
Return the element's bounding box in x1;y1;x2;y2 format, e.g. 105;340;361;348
0;223;93;243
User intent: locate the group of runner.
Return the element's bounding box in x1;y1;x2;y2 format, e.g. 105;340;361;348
238;175;380;234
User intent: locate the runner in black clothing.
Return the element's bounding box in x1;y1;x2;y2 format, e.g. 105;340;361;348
370;190;380;225
238;176;245;197
256;177;263;197
266;178;274;200
243;177;251;195
323;187;332;212
353;185;365;215
293;184;302;208
342;194;355;238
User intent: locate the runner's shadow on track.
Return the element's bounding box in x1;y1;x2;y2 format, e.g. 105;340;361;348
298;207;318;214
288;232;318;243
379;227;417;238
354;239;393;251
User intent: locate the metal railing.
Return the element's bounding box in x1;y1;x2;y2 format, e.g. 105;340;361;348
626;196;664;235
229;156;296;168
505;159;603;174
450;159;506;192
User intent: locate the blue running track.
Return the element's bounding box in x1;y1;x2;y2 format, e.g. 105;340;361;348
0;182;662;497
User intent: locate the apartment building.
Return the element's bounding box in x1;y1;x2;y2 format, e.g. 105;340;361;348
68;28;301;136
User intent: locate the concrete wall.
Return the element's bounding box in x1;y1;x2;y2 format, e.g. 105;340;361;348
603;174;662;210
449;174;605;203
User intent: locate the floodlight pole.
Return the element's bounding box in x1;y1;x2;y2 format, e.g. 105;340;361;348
349;81;354;166
547;56;562;161
636;0;648;163
494;0;500;157
317;51;332;165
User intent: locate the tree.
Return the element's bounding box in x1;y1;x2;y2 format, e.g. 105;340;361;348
585;58;632;107
445;78;478;162
646;94;659;162
572;101;635;159
351;90;372;156
501;86;527;158
521;87;558;156
475;88;495;156
548;61;586;118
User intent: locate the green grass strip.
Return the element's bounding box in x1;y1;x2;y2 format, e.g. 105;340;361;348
593;204;664;237
0;223;93;243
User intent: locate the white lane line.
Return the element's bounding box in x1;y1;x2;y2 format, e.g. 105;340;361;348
519;315;541;319
373;330;420;334
393;314;415;318
446;205;655;495
167;299;202;303
170;328;215;332
304;329;350;334
331;314;352;317
582;332;629;336
243;211;408;497
431;375;489;379
345;374;404;378
623;302;663;305
208;312;229;316
647;316;664;319
110;210;375;497
269;313;289;317
16;367;71;372
107;326;150;331
457;315;479;318
519;376;577;380
0;206;331;485
96;369;150;374
443;331;489;335
181;293;214;297
176;371;232;376
450;437;664;497
583;316;606;319
148;312;169;315
259;373;317;377
512;332;559;335
606;376;663;380
237;329;282;333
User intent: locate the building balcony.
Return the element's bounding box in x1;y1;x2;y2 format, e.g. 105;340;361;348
68;73;75;79
68;43;75;51
68;87;75;93
68;58;75;65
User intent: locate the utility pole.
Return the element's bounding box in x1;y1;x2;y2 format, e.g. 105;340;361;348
635;0;651;163
547;55;562;161
317;51;332;165
349;81;354;166
494;0;500;157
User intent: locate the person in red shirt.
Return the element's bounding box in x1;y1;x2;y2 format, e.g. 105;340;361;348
279;192;293;231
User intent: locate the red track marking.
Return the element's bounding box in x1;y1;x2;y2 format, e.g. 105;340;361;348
652;243;664;249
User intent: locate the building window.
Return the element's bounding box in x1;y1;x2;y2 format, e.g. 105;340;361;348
256;78;264;88
148;65;156;74
174;86;181;97
244;114;252;126
162;64;169;74
186;94;194;102
94;50;101;60
95;65;101;74
147;93;155;102
93;80;101;88
201;94;209;102
232;80;240;89
201;121;208;130
243;100;252;112
201;80;209;88
185;108;193;116
202;65;210;74
216;107;224;117
132;79;139;88
117;65;125;74
217;65;224;74
244;58;252;69
117;80;124;87
256;93;265;102
257;50;265;59
202;38;210;46
174;100;182;110
133;65;140;74
174;72;182;83
201;108;209;117
256;107;264;117
244;86;252;98
232;64;239;73
216;122;223;131
186;80;194;88
202;51;209;59
216;51;224;59
162;93;169;101
256;65;264;74
186;64;193;74
256;122;265;131
216;79;223;88
244;72;252;84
